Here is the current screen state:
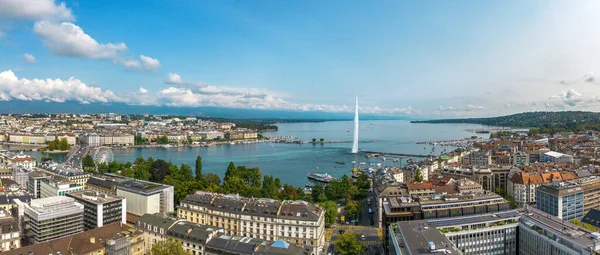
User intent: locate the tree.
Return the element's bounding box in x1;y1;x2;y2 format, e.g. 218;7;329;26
320;138;324;143
334;230;366;255
149;238;191;255
414;168;423;182
495;188;506;197
319;201;338;227
572;219;582;226
280;184;300;200
82;154;95;168
345;200;361;220
59;138;69;151
311;184;327;202
149;159;172;183
195;155;203;180
133;157;151;181
261;175;280;199
157;136;169;144
312;138;316;143
356;173;370;190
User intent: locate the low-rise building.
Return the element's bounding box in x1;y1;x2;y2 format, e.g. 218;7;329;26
0;210;20;251
4;222;144;255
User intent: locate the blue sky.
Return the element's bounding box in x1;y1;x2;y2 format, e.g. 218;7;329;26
1;0;599;117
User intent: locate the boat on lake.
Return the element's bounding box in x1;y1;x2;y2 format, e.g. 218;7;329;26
307;173;335;183
335;161;345;165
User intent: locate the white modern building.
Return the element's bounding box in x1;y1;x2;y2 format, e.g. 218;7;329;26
19;196;84;244
116;180;174;216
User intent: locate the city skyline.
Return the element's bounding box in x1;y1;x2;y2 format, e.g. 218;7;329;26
1;0;600;118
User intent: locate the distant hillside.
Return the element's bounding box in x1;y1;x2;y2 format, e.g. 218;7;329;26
411;111;600;133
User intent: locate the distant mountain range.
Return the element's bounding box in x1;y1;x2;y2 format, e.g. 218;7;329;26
411;111;600;132
0;100;410;121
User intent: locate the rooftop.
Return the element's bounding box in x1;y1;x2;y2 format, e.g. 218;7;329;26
66;190;124;204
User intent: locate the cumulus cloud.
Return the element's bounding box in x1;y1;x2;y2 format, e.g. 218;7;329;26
166;73;183;85
0;70;415;115
0;0;74;21
546;88;584;108
34;21;127;59
23;53;36;64
124;55;161;72
140;55;160;71
0;70;122;104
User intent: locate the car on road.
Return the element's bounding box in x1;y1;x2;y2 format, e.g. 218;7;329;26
338;229;345;235
361;234;366;240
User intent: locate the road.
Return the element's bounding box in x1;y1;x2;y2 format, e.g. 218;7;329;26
328;175;383;255
64;145;90;167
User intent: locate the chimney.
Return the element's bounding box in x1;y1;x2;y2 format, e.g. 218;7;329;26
90;237;95;243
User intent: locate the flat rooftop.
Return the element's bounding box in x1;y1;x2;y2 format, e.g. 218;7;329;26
522;207;598;250
67;190;123;204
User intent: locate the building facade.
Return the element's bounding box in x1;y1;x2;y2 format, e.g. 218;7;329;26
179;192;326;248
19;196;84;244
67;190;127;230
536;182;584;220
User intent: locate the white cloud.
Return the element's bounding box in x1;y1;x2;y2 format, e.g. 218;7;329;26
140;55;160;71
123;60;141;69
166;73;183;84
0;70;122;104
0;70;416;115
437;104;485;112
0;0;74;21
546;88;584;108
33;21;127;59
23;53;36;64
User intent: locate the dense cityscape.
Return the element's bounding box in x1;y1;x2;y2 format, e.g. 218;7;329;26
0;112;599;255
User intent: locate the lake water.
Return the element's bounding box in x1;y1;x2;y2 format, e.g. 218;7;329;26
20;120;491;187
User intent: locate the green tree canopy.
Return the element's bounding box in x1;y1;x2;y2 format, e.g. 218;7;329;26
149;238;191;255
195;155;203;180
319;201;338;227
414;168;423;182
149;159;172;183
334;230;366;255
82;154;95;168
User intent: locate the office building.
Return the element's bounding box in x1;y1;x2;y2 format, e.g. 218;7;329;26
463;151;492;166
86;174;174;217
391;210;520;255
389;208;600;255
27;171;48;199
536;181;584;220
0;210;20;251
519;208;600;255
67;190;127;230
179;191;326;248
39;175;84;198
79;133;101;147
19;196;84;244
5;222;144;255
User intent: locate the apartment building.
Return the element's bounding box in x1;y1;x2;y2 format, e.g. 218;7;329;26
79;133;101;147
27;171;47;198
0;210;20;251
179;192;326;248
5;222;144;255
37;162;91;186
463;151;492;166
136;213;180;253
67;190;127;230
536;181;584;220
18;196;84;244
11;165;30;188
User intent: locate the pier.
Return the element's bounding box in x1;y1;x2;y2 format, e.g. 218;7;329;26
362;151;435;158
